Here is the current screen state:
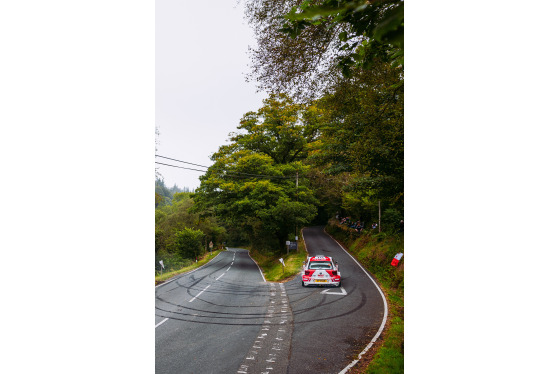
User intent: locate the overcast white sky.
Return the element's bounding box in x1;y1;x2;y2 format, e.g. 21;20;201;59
156;0;267;190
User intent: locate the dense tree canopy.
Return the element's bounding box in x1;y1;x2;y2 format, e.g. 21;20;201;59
281;0;403;72
155;186;226;257
244;0;403;100
313;64;404;211
196;95;319;252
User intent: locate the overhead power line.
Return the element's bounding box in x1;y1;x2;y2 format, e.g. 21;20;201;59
156;155;209;169
155;154;297;180
155;162;207;173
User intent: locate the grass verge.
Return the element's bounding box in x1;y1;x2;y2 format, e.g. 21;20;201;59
365;314;404;373
248;236;308;282
325;220;404;374
155;249;224;285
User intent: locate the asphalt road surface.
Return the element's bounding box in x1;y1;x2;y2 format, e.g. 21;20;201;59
155;226;387;374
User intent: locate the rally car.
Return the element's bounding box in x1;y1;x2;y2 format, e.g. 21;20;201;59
301;255;341;287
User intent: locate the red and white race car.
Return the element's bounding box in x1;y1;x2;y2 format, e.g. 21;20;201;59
301;255;341;287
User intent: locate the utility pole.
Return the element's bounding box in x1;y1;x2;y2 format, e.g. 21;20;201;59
295;171;299;241
378;200;381;233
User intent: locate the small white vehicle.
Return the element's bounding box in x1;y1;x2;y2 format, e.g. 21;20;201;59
301;255;341;287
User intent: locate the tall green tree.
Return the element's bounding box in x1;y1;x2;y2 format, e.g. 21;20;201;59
214;94;320;163
196;94;319;253
317;65;403;211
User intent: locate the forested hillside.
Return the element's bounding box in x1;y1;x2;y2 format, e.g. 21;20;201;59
155;179;226;273
155;178;193;207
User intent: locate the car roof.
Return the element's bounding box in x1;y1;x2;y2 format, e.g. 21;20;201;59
308;255;332;262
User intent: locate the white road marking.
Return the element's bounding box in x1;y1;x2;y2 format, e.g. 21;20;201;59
216;272;225;280
323;229;389;374
321;287;347;295
189;284;211;303
247;251;267;282
155;318;169;328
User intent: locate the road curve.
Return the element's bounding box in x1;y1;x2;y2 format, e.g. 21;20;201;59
155;227;387;374
285;226;387;374
155;248;270;374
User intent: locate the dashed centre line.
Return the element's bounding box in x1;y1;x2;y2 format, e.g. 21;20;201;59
189;284;211;303
188;252;236;303
155;318;169;328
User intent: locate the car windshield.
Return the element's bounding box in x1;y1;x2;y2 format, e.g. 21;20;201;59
309;261;332;270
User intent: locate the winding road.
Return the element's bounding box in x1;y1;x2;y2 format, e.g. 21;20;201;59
155;226;386;373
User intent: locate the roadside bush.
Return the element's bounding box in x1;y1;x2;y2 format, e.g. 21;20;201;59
380;208;403;233
174;227;204;260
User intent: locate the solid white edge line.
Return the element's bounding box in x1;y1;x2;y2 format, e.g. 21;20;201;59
155;251;226;289
299;229;309;278
155;317;169;328
301;229;309;256
319;228;389;374
247;250;267;283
